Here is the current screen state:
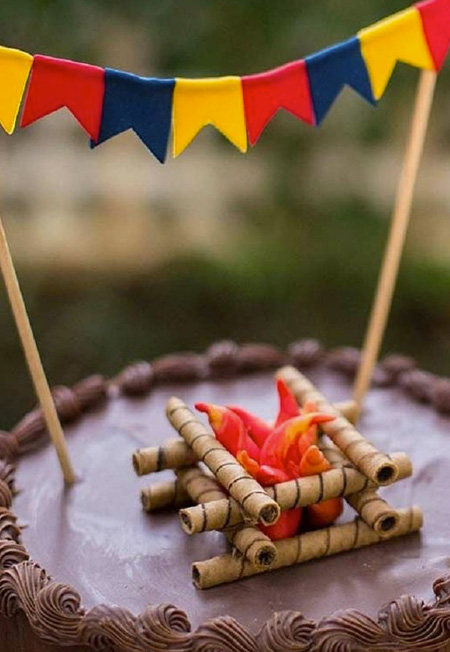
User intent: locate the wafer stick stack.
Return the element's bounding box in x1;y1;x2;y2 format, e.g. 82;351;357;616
178;450;412;534
278;366;399;485
177;466;277;568
132;373;420;589
166;397;280;526
193;506;423;589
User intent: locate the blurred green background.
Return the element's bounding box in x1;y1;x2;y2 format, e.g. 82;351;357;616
0;0;449;427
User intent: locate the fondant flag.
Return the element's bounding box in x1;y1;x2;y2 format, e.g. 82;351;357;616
91;69;175;163
359;8;435;101
20;56;105;140
0;46;33;134
173;77;247;157
306;37;376;125
416;0;450;70
242;61;315;146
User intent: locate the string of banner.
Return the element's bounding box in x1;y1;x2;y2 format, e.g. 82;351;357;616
0;0;448;163
0;0;447;486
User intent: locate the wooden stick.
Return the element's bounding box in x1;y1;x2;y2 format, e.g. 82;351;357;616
0;216;76;484
192;506;422;589
353;70;438;412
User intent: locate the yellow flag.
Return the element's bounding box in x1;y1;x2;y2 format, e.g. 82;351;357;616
359;8;434;100
173;77;247;157
0;46;33;134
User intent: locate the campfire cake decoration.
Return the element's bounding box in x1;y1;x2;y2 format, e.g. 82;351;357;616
132;366;421;590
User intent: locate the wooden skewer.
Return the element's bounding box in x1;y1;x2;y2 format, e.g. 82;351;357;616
353;69;437;413
0;216;76;484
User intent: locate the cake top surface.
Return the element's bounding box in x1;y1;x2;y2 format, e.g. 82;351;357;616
1;341;450;651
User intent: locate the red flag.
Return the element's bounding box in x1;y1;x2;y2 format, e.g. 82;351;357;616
416;0;450;70
242;60;314;146
20;55;105;140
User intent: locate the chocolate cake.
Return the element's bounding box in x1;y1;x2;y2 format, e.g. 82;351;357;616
1;339;450;652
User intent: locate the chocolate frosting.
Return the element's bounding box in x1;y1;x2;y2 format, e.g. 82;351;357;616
257;611;316;651
1;340;450;651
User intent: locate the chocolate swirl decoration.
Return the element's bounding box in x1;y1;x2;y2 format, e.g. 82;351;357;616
0;479;13;509
0;561;49;618
135;604;192;650
257;611;316;652
0;431;19;460
433;575;450;606
378;594;450;651
119;362;154;396
79;605;142;652
33;582;85;645
11;409;47;454
0;508;21;542
153;353;206;383
0;541;29;569
0;461;16;493
236;343;285;373
192;616;259;652
206;340;240;377
311;609;393;652
71;374;107;410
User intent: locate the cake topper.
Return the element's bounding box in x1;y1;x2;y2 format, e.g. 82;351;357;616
132;374;421;588
0;0;448;484
0;0;446;158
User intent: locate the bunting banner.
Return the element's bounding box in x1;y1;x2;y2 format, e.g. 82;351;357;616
242;61;314;146
0;0;448;162
173;77;247;157
0;46;33;134
91;70;175;163
20;55;105;140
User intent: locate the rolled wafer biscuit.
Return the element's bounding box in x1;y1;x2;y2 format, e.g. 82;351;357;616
346;490;399;536
141;479;191;512
177;467;277;568
133;437;197;476
319;442;408;536
166;397;280;526
278;366;399;485
179;450;411;534
319;441;412;478
177;466;227;503
192;505;422;589
132;401;356;478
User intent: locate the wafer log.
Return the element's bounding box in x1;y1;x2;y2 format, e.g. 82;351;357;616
346;490;400;536
192;506;422;589
177;466;277;568
166;397;280;526
132;400;358;478
133;437;197;476
140;479;191;512
319;441;406;536
277;366;399;485
179;450;411;535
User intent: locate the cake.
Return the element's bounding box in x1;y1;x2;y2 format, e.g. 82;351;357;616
0;339;450;652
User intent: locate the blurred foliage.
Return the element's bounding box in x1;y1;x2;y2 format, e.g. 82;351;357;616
0;0;449;427
2;199;449;428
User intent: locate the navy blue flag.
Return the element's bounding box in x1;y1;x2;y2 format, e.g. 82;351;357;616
306;37;376;125
91;69;175;163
